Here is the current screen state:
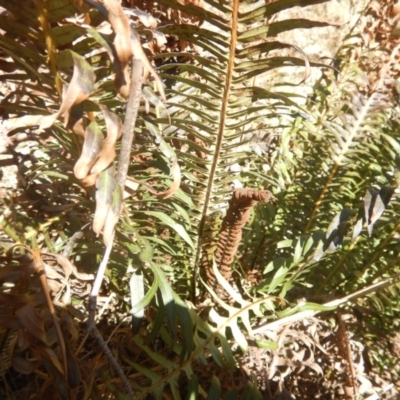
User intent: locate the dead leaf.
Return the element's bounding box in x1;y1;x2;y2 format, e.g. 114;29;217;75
130;28;166;102
0;291;30;308
102;0;165;101
74;120;104;180
90;105;122;175
114;62;131;99
153;30;168;50
81;172;99;187
39;51;95;130
103;0;133;65
65;102;86;137
123;177;140;198
11;353;34;375
93;165;116;235
124;8;158;29
15;303;48;344
63;333;81;388
55;254;94;281
0;315;23;329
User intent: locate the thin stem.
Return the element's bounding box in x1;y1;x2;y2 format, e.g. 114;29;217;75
88;231;135;399
116;59;143;191
88;57;143;400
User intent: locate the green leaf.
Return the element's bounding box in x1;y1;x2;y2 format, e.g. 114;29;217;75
255;339;278;350
267;265;289;294
144;211;195;249
186;375;199;400
129;269;158;317
242;381;262;400
149;263;177;338
138;237;154;263
205;376;221;400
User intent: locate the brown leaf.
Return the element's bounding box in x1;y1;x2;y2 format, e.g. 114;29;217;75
15;303;48;344
39;51;96;130
123;178;140;198
93;165;116;235
74;120;104;180
0;265;30;284
124;8;158;28
65;102;86;137
55;254;94;281
153;30;168;50
103;0;165;101
11;353;34;375
81;172;99;187
90;105;122;175
70;0;91;14
64;336;81;388
35;346;65;376
130;28;166;102
114;63;131;99
0;315;23;329
103;0;133;65
0;291;30;307
99;104;123;141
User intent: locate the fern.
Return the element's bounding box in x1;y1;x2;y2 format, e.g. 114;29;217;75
2;0;400;398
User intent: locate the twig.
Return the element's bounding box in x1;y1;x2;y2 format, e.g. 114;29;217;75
116;58;143;191
88;232;136;398
88;58;143;400
337;312;358;399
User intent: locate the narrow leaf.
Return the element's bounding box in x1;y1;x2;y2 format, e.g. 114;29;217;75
15;304;47;344
93;164;116;235
40;50;95;129
90;105;122;175
149;263;176;338
129;268;159;317
74;120;104;180
103;182;123;245
145;211;195;249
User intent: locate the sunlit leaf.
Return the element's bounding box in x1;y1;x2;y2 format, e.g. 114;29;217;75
103;182;123;245
364;186;394;236
40;50;95;129
93;164;116;235
255;339;278;350
90;104;122;175
74;120;104;180
129;268;158;319
149;262;176;338
145;211;195;249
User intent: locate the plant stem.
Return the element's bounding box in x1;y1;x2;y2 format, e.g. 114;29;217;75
116;59;143;191
88;58;144;400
